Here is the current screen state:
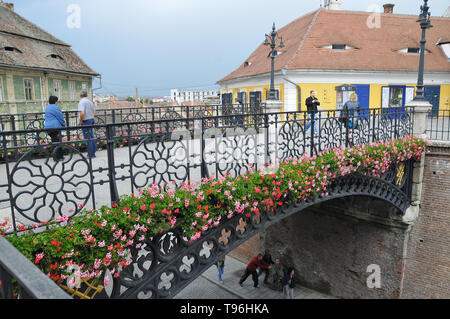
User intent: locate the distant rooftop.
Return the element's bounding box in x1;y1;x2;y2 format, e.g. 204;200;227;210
0;4;99;76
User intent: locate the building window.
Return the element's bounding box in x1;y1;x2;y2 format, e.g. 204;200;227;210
81;82;87;91
24;79;34;101
53;80;61;98
332;44;346;50
322;44;356;51
0;79;3;102
407;48;420;54
47;54;64;61
381;86;415;108
3;46;22;53
69;81;75;100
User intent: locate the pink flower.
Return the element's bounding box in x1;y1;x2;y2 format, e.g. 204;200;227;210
104;276;110;287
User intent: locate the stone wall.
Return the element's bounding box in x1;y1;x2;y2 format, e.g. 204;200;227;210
261;197;411;299
402;142;450;298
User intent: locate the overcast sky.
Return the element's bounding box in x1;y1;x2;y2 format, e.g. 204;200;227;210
11;0;450;97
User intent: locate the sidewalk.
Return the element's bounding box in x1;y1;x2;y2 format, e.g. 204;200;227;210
201;256;334;299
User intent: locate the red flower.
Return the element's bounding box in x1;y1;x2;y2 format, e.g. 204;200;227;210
112;203;118;208
140;204;147;211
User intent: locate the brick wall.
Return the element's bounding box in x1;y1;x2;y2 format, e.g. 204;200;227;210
402;145;450;298
229;234;261;264
261;197;410;299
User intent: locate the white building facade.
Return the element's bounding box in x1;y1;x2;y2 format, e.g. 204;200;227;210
170;89;220;104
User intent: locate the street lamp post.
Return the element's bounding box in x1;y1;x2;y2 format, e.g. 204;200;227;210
414;0;433;101
264;23;284;100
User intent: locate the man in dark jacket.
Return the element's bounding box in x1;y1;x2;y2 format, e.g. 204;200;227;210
258;249;275;284
282;267;296;299
305;90;320;134
239;254;271;288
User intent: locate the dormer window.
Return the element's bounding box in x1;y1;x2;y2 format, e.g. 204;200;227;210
321;44;356;51
436;37;450;61
48;54;64;61
332;44;346;50
2;46;22;53
397;47;428;54
407;47;420;54
244;61;252;67
439;43;450;61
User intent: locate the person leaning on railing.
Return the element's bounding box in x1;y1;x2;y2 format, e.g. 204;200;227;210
78;90;97;158
44;96;66;161
342;93;360;146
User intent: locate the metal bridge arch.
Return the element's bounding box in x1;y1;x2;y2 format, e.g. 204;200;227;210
97;162;413;299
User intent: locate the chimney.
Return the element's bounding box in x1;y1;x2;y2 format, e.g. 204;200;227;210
383;3;395;14
324;0;342;11
0;1;14;11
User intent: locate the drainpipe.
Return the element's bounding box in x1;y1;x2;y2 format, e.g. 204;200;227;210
39;76;45;112
283;77;302;112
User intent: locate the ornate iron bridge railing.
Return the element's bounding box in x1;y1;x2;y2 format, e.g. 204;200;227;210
427;109;450;141
0;103;264;148
0;106;415;299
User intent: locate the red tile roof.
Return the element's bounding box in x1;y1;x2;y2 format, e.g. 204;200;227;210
0;6;99;76
218;9;450;83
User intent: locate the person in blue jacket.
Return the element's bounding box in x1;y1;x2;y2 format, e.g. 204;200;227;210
44;96;66;161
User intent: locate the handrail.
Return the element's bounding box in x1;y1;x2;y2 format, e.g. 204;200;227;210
0;236;71;299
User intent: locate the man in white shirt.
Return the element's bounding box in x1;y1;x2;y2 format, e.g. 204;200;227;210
78;90;96;158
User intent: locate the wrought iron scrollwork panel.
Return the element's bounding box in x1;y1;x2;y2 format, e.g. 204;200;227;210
205;128;260;178
131;133;190;189
277;119;308;161
9;144;93;224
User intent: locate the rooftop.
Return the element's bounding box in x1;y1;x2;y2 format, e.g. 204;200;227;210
218;8;450;83
0;5;99;76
